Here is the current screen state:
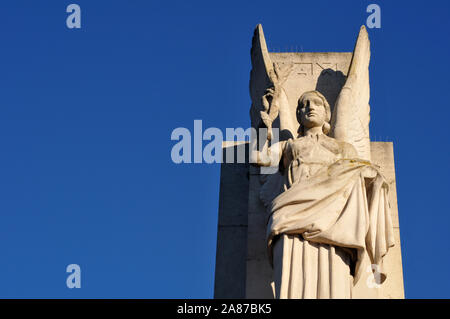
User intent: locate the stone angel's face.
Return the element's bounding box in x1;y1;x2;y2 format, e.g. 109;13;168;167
298;93;327;129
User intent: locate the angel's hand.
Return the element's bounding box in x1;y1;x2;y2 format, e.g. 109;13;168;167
261;87;276;112
252;150;272;167
252;140;273;167
252;140;285;167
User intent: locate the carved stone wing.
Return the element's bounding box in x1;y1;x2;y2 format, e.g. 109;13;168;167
249;24;274;128
331;26;371;161
250;24;296;140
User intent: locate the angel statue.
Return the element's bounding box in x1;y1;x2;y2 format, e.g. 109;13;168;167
250;25;395;299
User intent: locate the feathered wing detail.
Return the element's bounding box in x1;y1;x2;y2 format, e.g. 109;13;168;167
250;24;296;139
250;24;274;128
331;26;371;161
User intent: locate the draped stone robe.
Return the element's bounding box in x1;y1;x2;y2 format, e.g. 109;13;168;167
265;134;395;299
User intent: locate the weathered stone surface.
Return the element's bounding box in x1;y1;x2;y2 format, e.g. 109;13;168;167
213;143;249;299
369;142;404;299
214;225;248;298
269;52;351;118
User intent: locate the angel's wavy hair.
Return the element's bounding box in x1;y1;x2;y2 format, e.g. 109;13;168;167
296;90;331;137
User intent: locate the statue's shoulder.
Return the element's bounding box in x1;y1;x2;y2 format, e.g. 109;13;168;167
321;135;358;158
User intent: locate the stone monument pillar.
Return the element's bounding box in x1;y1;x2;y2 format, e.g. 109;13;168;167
214;25;404;299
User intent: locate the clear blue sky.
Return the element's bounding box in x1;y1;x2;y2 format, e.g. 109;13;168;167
0;0;449;298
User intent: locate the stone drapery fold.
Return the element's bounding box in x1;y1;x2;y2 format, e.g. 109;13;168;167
267;159;395;285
